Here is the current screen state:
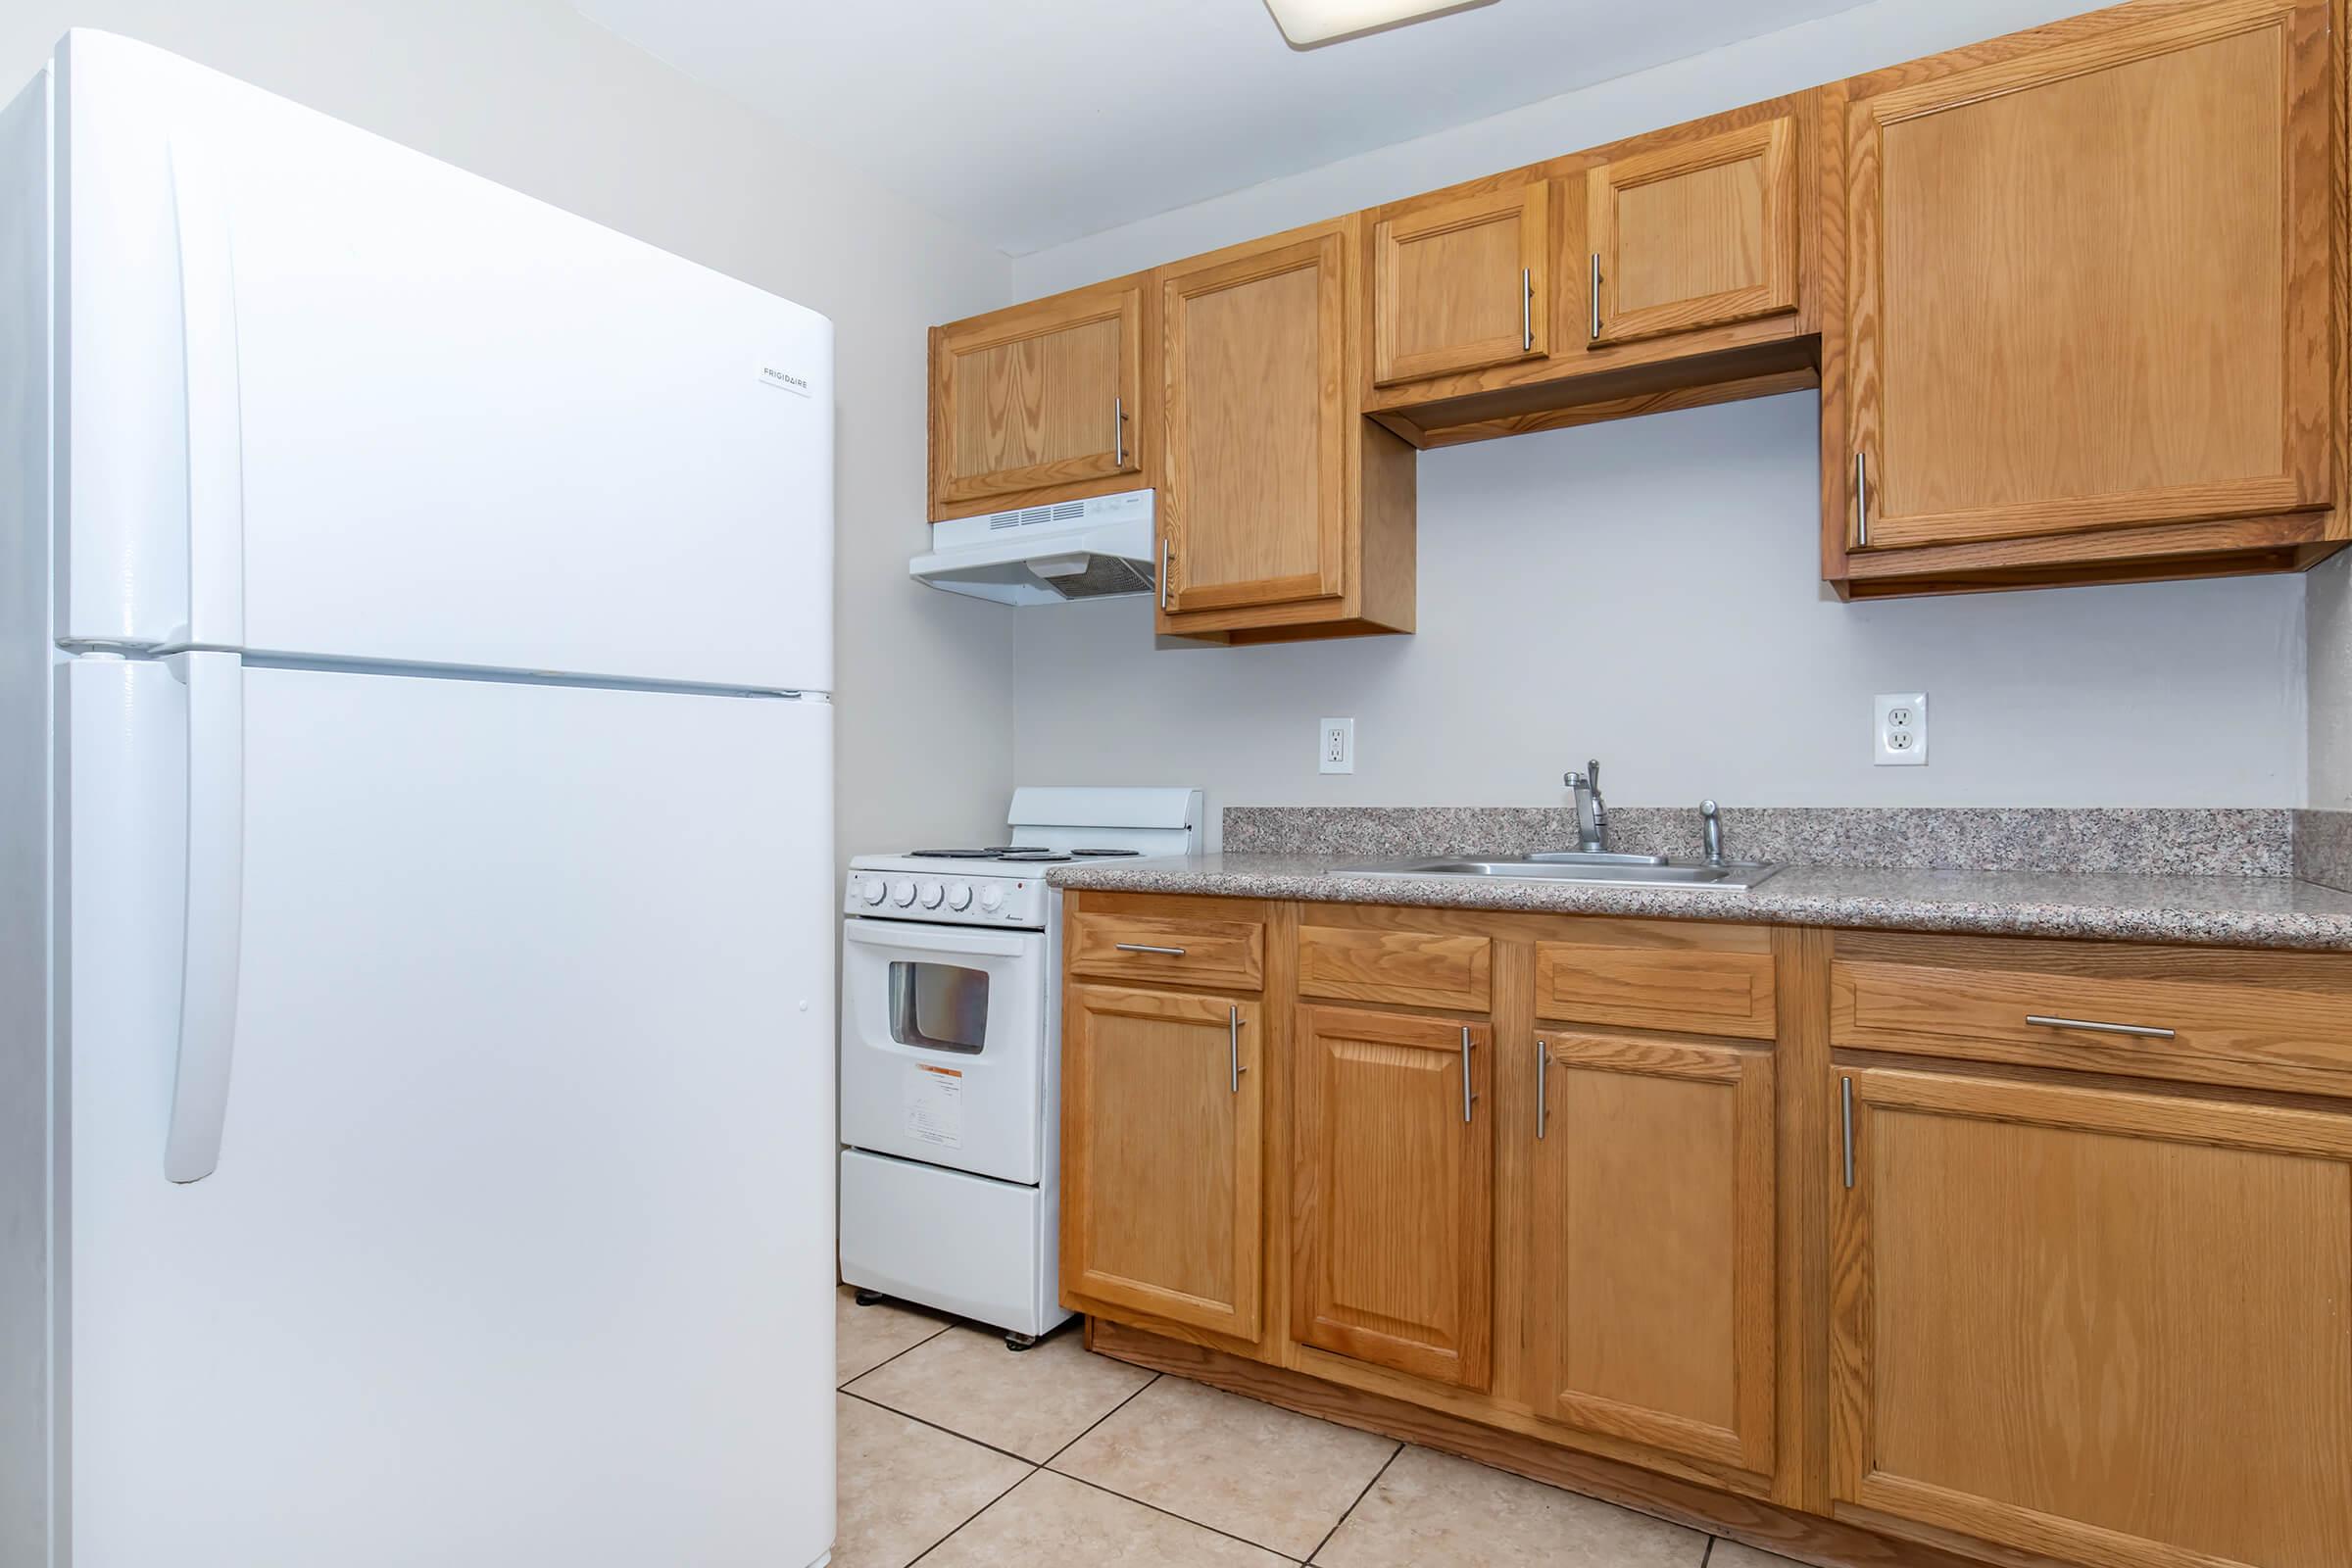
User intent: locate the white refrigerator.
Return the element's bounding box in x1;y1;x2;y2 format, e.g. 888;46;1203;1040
0;32;838;1568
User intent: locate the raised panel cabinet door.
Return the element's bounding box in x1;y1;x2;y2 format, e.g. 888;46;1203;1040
1161;229;1349;614
1832;1067;2352;1568
1371;182;1549;385
1293;1005;1494;1389
1844;0;2333;552
1586;118;1797;348
1527;1033;1776;1476
932;284;1143;510
1061;984;1262;1340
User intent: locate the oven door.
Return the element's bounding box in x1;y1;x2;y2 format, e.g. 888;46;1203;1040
839;917;1047;1185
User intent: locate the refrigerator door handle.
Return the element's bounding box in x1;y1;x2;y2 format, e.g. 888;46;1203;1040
169;136;246;650
164;652;245;1183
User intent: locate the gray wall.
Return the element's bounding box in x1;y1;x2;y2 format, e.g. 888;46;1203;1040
2311;552;2352;808
0;0;1021;866
1007;0;2311;826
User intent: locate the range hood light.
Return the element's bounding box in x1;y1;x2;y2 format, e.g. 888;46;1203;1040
1262;0;1499;48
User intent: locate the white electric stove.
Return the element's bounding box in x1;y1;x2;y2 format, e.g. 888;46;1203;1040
837;787;1201;1345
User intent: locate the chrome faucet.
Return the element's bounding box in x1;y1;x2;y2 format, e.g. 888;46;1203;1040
1699;799;1724;867
1563;760;1607;853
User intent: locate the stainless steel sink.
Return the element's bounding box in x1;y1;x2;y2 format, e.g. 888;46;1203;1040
1334;852;1781;891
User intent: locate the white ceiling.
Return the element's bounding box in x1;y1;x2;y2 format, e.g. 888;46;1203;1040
571;0;1867;256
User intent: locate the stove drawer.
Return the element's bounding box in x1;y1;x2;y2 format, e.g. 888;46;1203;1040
1069;899;1265;992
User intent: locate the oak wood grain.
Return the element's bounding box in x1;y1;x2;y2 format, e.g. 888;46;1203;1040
1292;1004;1494;1390
1589;117;1798;347
1060;982;1263;1339
1534;919;1779;1040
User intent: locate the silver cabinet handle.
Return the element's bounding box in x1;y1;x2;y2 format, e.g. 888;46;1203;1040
1113;394;1125;468
1854;452;1868;547
1535;1038;1548;1141
1588;253;1601;341
1522;267;1534;352
1229;1005;1242;1094
1158;536;1171;612
1840;1076;1855;1190
1459;1026;1476;1123
2027;1014;2177;1040
1114;943;1185;956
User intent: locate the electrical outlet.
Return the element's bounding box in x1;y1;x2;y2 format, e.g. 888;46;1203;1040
1875;692;1928;766
1318;717;1354;775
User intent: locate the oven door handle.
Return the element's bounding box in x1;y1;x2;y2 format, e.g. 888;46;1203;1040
844;920;1035;959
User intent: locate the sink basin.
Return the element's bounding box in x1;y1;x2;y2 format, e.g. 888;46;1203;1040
1334;854;1781;892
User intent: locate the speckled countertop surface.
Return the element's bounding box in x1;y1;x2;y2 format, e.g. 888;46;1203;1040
1047;854;2352;952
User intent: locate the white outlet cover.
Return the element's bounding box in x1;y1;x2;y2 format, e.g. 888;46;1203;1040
1319;716;1355;775
1874;692;1928;766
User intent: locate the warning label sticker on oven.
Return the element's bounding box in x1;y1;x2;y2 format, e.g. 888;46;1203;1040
906;1063;964;1151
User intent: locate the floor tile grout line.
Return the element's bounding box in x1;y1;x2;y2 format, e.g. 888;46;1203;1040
1301;1439;1403;1565
835;1300;956;1390
1039;1370;1162;1467
1053;1468;1316;1562
901;1463;1039;1568
839;1387;1050;1470
1701;1538;1715;1566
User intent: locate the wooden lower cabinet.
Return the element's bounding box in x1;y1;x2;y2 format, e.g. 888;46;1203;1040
1293;1004;1494;1389
1064;894;2352;1568
1526;1031;1777;1477
1833;1065;2352;1568
1061;982;1263;1340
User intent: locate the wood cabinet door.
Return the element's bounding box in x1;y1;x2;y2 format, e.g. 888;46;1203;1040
1161;228;1348;614
1585;119;1796;349
1062;984;1262;1340
1526;1033;1776;1476
932;284;1143;510
1844;0;2333;552
1833;1067;2352;1568
1370;182;1549;385
1293;1004;1494;1389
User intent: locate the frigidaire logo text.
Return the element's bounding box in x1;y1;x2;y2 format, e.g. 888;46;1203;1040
760;366;810;393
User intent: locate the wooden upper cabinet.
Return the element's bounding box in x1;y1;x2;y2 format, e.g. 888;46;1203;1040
1061;983;1262;1341
1842;0;2334;556
1585;118;1797;349
1834;1066;2352;1567
930;280;1144;517
1158;220;1415;641
1293;1005;1494;1390
1370;181;1549;386
1526;1033;1775;1477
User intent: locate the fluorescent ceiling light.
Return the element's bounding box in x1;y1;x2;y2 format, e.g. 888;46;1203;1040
1263;0;1500;49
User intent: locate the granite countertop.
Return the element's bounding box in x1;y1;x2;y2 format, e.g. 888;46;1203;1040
1047;853;2352;952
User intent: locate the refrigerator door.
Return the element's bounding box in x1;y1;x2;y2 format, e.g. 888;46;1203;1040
57;32;833;692
63;656;835;1568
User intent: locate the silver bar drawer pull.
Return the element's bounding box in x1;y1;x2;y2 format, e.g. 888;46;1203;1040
1229;1005;1243;1094
1114;943;1186;956
2027;1014;2177;1040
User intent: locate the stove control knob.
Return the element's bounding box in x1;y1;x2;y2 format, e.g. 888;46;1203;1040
917;880;945;909
946;882;974;911
979;884;1006;913
859;877;887;906
889;878;917;907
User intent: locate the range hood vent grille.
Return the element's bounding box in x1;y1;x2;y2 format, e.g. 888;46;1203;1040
911;489;1158;608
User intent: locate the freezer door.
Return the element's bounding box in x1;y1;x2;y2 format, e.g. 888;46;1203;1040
63;657;835;1568
58;32;832;691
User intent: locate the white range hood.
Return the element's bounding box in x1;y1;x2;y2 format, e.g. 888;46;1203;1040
910;489;1157;606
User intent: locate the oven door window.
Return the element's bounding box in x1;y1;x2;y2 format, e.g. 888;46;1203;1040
889;960;989;1054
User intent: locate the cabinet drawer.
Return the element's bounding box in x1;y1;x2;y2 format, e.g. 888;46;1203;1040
1831;933;2352;1098
1298;917;1492;1010
1534;919;1776;1040
1070;907;1265;991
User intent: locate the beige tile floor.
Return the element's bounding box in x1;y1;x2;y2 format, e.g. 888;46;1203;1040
830;1287;1814;1568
